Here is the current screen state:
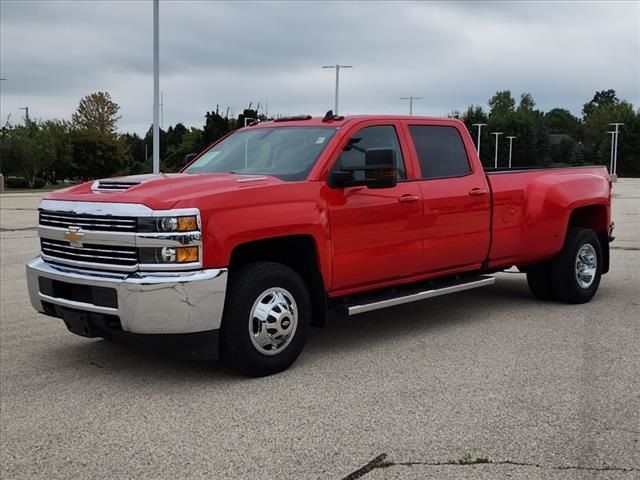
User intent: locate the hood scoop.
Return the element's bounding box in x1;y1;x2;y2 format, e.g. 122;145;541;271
91;179;142;192
90;173;169;193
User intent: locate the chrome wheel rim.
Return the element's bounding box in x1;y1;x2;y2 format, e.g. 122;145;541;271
575;243;597;289
249;287;298;355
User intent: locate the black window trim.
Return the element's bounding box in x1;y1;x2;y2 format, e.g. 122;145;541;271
407;124;475;181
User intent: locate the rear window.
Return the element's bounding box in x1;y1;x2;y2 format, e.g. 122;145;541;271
409;125;471;179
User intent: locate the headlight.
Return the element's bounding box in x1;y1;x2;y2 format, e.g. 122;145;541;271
139;246;199;264
137;215;198;232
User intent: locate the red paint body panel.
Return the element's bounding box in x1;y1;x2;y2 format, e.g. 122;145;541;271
44;115;611;298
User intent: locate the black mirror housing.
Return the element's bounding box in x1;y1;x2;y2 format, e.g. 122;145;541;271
184;153;198;165
328;148;398;189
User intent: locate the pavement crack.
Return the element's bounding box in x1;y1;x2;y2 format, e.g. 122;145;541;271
341;454;388;480
0;226;37;232
344;453;638;478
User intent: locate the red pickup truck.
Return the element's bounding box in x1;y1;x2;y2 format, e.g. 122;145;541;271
26;114;613;376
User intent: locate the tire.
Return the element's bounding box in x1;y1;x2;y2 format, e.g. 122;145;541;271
526;262;556;300
221;262;310;377
550;227;602;304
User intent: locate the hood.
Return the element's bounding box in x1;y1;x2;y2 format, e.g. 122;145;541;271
45;173;280;210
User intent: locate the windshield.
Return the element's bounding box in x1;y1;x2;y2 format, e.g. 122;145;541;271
184;126;337;181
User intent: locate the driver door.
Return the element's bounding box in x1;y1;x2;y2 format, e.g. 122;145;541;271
324;123;423;291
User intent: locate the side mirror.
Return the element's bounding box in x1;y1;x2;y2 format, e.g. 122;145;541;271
184;153;198;165
328;148;398;189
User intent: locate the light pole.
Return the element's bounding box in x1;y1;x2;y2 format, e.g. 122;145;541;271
19;106;29;125
609;123;623;176
472;123;487;157
506;136;516;168
400;96;423;116
607;131;616;172
491;132;503;169
322;64;353;115
152;0;160;173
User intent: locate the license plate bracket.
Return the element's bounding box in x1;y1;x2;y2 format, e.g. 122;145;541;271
60;309;97;338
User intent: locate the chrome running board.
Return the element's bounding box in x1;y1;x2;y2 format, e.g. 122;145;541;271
346;275;495;315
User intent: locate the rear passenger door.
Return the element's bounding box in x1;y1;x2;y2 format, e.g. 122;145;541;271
405;123;491;274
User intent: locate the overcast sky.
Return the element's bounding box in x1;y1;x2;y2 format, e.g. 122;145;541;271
1;0;638;135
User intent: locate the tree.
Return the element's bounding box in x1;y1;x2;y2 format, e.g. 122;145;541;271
544;108;581;138
488;90;516;117
70;128;130;180
583;89;618;118
518;93;536;114
583;99;638;175
164;128;204;172
72;91;121;135
0;121;61;187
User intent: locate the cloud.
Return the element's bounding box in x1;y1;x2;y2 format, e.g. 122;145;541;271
1;0;638;134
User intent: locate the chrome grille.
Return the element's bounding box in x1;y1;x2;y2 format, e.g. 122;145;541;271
39;210;137;232
41;238;138;271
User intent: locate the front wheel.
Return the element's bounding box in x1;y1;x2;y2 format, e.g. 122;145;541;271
551;227;602;304
221;262;310;376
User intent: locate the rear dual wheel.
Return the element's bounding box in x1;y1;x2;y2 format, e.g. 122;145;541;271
526;227;602;304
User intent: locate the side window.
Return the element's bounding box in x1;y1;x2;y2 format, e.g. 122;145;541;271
409;125;471;179
335;125;406;180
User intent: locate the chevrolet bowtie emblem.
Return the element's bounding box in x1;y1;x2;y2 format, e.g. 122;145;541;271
64;226;85;247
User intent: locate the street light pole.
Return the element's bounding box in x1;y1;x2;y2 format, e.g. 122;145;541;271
322;64;353;115
609;123;624;176
607;131;616;172
19;107;29;125
152;0;160;174
506;136;516;168
400;96;423;116
491;132;503;169
472;123;487;157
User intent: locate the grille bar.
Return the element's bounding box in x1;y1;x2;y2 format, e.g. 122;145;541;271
39;210;137;232
40;213;135;224
40;240;136;256
40;238;138;270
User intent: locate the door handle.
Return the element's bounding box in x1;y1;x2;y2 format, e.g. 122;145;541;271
468;188;488;196
398;194;420;203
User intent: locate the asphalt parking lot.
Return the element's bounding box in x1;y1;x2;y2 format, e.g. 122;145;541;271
1;179;638;480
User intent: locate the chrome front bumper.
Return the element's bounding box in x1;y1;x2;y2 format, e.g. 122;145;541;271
26;257;227;334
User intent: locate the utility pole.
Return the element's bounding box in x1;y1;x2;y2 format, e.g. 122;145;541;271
321;64;353;115
472;123;487;157
609;123;624;177
19;107;29;125
506;136;516;168
491;132;503;169
607;131;616;172
152;0;160;173
400;96;423;116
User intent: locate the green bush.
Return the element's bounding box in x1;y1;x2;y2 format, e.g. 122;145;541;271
5;176;46;189
5;176;30;188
